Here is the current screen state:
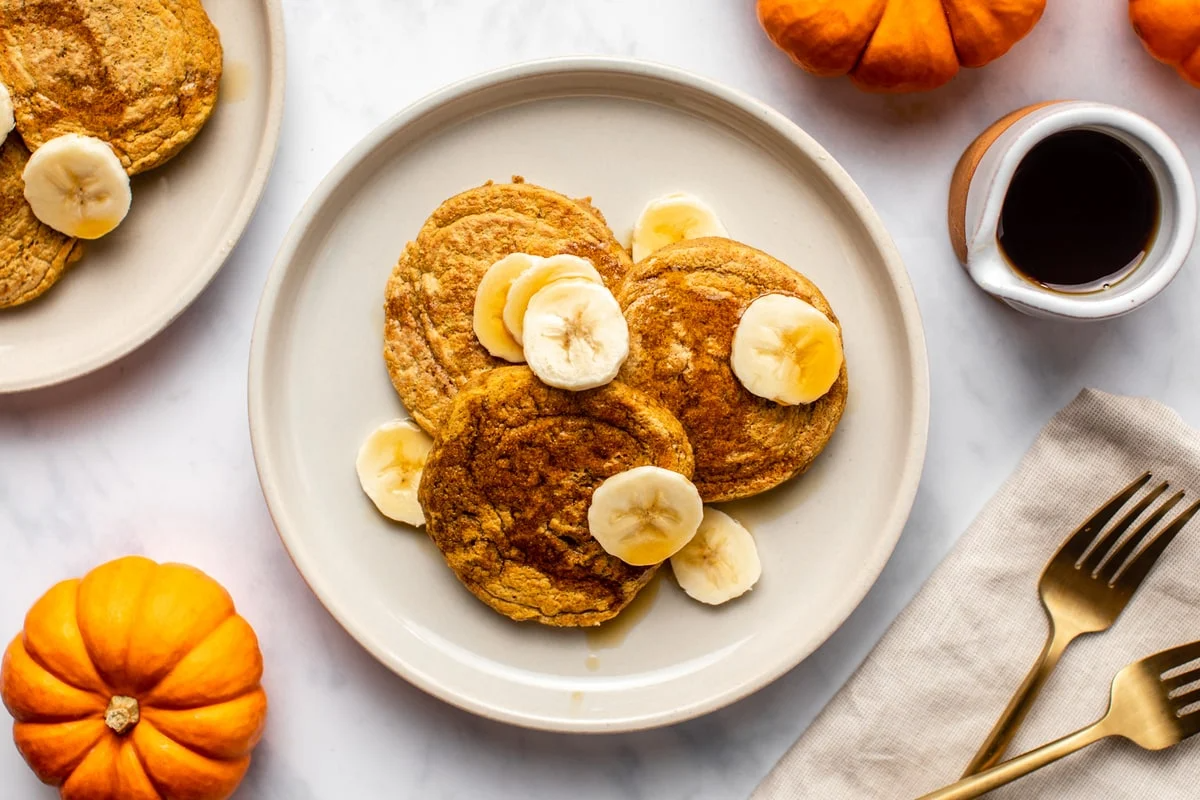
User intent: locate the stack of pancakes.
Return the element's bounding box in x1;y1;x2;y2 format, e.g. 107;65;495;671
0;0;223;308
385;179;847;627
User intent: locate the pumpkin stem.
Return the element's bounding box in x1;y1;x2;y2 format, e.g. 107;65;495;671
105;696;140;735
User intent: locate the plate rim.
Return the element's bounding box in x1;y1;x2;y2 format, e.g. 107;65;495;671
248;56;931;733
0;0;288;394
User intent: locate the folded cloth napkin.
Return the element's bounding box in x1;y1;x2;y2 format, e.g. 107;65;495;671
753;389;1200;799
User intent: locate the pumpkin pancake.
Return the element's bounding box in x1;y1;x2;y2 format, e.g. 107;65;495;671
385;180;633;434
0;0;223;175
617;237;848;502
0;138;83;309
418;367;694;627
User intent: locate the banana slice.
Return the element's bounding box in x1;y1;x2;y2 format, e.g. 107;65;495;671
670;508;762;605
631;192;728;262
587;465;704;566
355;419;434;527
474;252;540;362
23;134;132;240
523;280;629;391
730;293;844;406
502;254;604;345
0;81;13;148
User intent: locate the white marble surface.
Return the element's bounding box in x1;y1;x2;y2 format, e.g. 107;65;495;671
3;1;1200;798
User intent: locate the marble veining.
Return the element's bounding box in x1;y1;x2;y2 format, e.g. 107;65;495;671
3;1;1200;797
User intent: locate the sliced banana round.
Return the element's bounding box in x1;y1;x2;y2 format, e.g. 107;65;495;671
670;508;762;605
731;293;844;406
523;280;629;391
0;81;13;148
502;254;604;344
588;465;704;566
355;419;434;527
474;252;540;362
631;192;728;262
23;134;132;240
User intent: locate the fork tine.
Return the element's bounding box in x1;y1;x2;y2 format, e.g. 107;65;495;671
1176;710;1200;740
1099;490;1185;581
1171;686;1200;709
1113;498;1200;590
1058;471;1153;563
1145;640;1200;675
1163;666;1200;693
1081;481;1169;572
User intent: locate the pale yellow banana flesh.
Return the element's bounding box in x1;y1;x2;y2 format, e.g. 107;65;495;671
473;253;539;362
522;280;629;391
670;507;761;605
631;192;728;262
730;293;843;406
355;419;433;527
502;254;604;344
0;81;12;147
22;134;131;240
587;466;704;566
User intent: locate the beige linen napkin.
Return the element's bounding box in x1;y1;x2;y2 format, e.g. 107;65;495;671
754;389;1200;799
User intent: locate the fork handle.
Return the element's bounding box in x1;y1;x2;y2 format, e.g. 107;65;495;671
918;722;1108;800
961;622;1076;776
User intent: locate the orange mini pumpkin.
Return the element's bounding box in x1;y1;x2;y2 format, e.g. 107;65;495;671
757;0;1047;92
1;557;267;800
1131;0;1200;87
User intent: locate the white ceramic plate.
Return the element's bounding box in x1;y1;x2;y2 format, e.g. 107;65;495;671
249;58;929;732
0;0;285;393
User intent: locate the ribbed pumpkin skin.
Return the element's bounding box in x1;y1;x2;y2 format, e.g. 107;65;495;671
757;0;1047;93
1;557;267;800
1131;0;1200;88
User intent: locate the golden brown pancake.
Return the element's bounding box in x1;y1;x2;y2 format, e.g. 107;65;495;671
0;138;83;309
617;237;848;502
419;367;694;627
0;0;223;175
385;180;633;434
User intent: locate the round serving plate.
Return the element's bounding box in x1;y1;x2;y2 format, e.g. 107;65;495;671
249;57;929;732
0;0;286;392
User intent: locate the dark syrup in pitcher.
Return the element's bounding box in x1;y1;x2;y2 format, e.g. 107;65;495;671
997;130;1159;292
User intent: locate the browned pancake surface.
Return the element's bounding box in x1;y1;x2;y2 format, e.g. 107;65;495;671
0;0;223;175
0;139;83;309
617;237;848;502
418;367;694;627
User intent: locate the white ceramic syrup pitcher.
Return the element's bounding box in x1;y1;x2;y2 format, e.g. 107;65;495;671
949;101;1196;320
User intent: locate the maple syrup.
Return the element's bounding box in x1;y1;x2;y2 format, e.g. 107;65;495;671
998;130;1158;292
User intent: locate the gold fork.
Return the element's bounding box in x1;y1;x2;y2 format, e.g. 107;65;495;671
963;472;1200;776
920;639;1200;799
